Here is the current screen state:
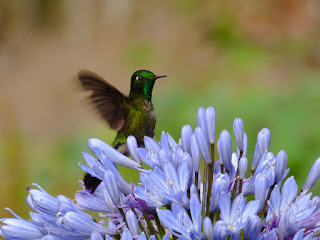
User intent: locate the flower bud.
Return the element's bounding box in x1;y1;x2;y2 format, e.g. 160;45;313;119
251;129;271;171
244;215;262;240
233;118;244;151
181;125;193;153
121;228;133;240
104;170;120;206
302;157;320;192
126;209;139;236
206;107;216;144
239;157;248;179
197;107;207;140
144;136;160;153
278;211;289;240
203;217;213;240
195;127;211;163
213;220;228;240
217;130;232;171
127;135;140;164
91;231;104;240
275;150;288;183
1;217;44;239
257;128;271;156
190;134;200;171
255;173;267;212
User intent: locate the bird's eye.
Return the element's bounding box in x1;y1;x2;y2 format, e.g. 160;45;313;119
136;76;143;81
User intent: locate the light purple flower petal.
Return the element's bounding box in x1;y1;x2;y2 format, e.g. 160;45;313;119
121;228;133;240
60;212;116;236
219;191;231;223
281;176;298;210
104;170;120;206
0;218;44;239
144;136;160;153
126;209;139;236
255;173;267;212
203;217;213;240
90;231;104;240
157;209;181;233
213;221;228;240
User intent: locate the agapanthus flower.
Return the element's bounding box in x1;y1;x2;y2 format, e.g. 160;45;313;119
1;106;320;240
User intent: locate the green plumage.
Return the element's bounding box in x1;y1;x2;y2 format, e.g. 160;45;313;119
78;69;166;193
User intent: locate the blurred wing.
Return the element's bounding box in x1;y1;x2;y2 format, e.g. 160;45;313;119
78;70;127;131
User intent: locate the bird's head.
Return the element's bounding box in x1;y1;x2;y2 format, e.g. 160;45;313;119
130;70;167;101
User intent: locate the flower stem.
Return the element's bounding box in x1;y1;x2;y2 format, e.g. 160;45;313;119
143;212;156;236
250;169;255;177
195;171;199;195
154;213;166;237
213;209;220;227
134;209;149;238
206;161;214;217
231;177;239;201
231;152;243;201
119;208;127;226
202;159;208;216
239;178;243;194
210;142;215;162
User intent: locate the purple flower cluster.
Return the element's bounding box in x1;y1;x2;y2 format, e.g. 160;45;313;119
1;106;320;239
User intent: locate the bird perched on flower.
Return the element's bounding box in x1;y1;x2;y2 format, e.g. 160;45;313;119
78;69;167;193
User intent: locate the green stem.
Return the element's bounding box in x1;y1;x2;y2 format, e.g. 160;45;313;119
231;151;242;201
119;208;127;226
210;211;214;220
210;142;215;162
113;234;121;240
250;169;255;177
143;212;156;236
239;178;243;194
213;210;220;227
231;177;239;201
154;213;166;237
205;161;214;217
240;230;245;240
239;150;243;160
134;209;149;238
202;159;208;217
195;171;199;195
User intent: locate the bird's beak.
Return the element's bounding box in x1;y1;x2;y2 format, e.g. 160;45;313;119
153;75;167;80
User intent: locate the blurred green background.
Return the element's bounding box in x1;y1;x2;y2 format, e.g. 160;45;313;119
1;0;320;220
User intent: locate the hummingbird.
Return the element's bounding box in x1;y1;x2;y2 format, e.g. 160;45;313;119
78;69;167;193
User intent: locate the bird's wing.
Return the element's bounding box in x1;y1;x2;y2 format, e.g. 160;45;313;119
78;70;128;131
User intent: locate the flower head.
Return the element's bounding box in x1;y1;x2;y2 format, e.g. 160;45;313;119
1;106;320;240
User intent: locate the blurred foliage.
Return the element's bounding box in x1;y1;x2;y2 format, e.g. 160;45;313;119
1;0;320;221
